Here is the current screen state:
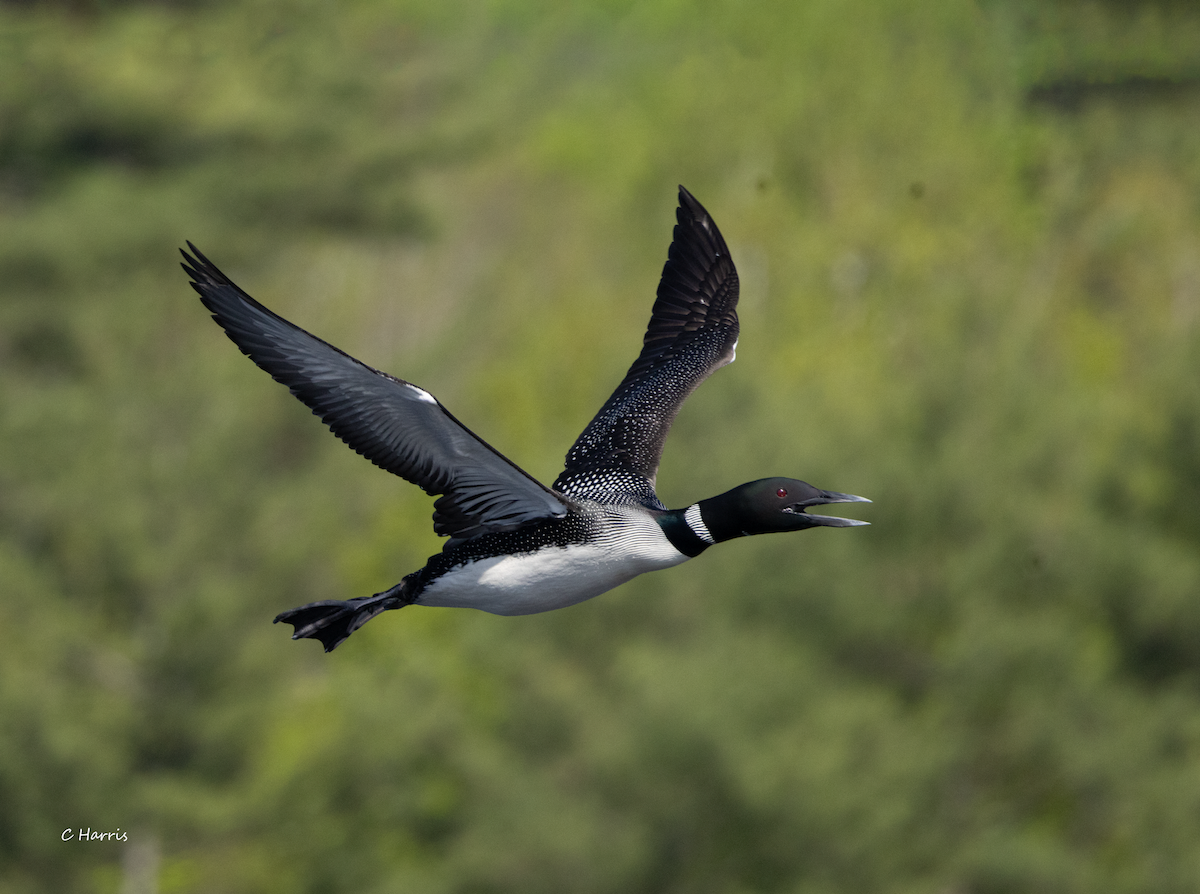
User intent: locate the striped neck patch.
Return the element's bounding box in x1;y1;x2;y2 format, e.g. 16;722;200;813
684;503;715;545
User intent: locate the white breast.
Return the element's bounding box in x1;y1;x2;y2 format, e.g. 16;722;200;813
418;508;690;616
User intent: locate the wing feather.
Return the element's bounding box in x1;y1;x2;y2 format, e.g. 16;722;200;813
182;243;569;541
553;187;739;505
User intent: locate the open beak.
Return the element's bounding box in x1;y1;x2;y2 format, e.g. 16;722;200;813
798;490;871;527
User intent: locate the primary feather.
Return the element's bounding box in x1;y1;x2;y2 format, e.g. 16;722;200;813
181;243;570;542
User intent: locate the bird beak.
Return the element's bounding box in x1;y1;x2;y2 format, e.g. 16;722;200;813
799;490;871;527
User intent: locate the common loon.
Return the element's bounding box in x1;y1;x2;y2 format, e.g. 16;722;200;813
182;187;869;651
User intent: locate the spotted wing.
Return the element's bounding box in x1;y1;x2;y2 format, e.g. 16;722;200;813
182;243;569;541
553;187;740;506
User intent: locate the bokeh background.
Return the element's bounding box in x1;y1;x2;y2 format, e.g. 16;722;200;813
4;0;1200;891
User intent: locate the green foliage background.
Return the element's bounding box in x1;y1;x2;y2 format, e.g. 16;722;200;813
3;0;1200;891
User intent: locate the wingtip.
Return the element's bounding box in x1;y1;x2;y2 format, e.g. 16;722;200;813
179;242;236;294
675;185;716;233
179;241;205;276
179;246;199;282
677;184;702;214
181;240;211;268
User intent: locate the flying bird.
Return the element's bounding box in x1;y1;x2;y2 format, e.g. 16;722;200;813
182;187;869;651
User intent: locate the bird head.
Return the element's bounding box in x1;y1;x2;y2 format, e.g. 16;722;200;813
702;477;871;540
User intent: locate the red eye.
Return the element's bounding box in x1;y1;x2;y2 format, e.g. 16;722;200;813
776;488;788;498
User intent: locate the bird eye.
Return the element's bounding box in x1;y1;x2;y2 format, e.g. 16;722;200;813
776;487;788;498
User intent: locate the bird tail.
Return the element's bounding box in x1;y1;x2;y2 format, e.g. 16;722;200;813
274;582;412;652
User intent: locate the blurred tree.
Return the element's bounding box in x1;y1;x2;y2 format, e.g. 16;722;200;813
2;0;1200;892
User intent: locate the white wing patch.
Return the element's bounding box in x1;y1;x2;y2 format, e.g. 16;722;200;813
404;383;438;404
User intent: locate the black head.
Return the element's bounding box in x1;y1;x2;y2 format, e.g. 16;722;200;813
701;477;871;541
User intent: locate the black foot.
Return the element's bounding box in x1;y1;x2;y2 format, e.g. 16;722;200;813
274;589;408;652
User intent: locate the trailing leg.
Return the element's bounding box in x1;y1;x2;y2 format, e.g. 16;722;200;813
274;580;414;652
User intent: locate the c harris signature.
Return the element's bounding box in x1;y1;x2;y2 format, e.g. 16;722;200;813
62;827;129;842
